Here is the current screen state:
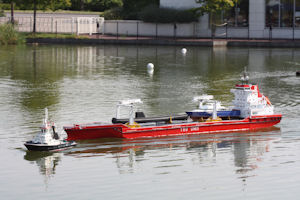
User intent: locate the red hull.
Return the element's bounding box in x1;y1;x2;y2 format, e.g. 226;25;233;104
64;115;282;140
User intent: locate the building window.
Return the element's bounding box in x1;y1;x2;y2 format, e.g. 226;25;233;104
225;0;249;27
266;0;294;27
296;1;300;27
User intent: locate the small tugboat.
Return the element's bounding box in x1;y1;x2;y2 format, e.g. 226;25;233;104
24;108;76;151
64;72;282;140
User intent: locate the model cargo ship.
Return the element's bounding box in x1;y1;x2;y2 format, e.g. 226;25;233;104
64;73;281;140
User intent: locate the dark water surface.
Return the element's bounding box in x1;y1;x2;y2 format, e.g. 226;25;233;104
0;45;299;199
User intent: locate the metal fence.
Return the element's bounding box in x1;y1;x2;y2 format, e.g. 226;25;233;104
104;21;300;40
0;16;104;35
2;16;300;39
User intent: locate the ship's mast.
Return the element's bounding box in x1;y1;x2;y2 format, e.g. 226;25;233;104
240;67;249;85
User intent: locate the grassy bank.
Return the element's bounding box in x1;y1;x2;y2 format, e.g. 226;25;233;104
26;33;88;39
0;24;24;45
0;25;88;45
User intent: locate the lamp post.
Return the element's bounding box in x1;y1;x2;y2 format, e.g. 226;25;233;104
293;0;295;40
270;9;273;40
278;0;281;27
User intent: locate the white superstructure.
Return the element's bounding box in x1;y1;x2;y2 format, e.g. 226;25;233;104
193;95;227;112
230;75;274;118
30;108;61;145
116;99;143;126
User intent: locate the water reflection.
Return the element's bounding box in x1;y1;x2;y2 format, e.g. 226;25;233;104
68;127;281;177
24;151;62;186
1;45;299;118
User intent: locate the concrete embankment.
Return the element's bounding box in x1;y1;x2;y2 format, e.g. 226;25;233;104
227;40;300;48
26;37;213;46
26;36;300;48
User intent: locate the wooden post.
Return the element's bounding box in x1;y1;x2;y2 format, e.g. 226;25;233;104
10;1;14;24
51;17;53;33
33;0;37;33
71;18;73;34
89;18;92;36
76;18;79;35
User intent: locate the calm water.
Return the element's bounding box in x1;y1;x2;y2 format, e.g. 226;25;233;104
0;44;299;199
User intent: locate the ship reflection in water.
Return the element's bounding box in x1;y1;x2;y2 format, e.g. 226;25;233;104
24;151;62;186
23;127;281;184
69;127;281;175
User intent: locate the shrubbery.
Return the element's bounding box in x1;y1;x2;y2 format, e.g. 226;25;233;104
0;24;24;45
0;3;7;17
0;9;4;17
0;3;11;11
139;6;199;23
122;0;159;20
103;5;199;23
86;0;122;12
102;7;123;20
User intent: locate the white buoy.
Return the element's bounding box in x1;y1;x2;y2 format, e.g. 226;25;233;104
147;63;154;70
147;63;154;77
181;48;187;55
147;68;154;77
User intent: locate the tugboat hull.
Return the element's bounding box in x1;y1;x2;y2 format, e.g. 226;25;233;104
24;141;76;151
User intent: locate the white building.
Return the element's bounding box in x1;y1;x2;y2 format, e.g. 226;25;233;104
160;0;300;39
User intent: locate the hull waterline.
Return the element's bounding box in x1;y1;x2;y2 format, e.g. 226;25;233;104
24;141;77;151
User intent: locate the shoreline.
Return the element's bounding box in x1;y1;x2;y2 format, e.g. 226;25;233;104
26;35;300;48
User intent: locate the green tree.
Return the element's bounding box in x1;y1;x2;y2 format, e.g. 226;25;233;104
88;0;122;11
195;0;237;36
195;0;239;26
0;0;5;17
2;0;22;22
70;0;91;10
2;0;19;24
122;0;159;19
69;0;122;11
195;0;237;15
80;0;90;10
48;0;71;11
68;0;82;10
10;0;14;23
